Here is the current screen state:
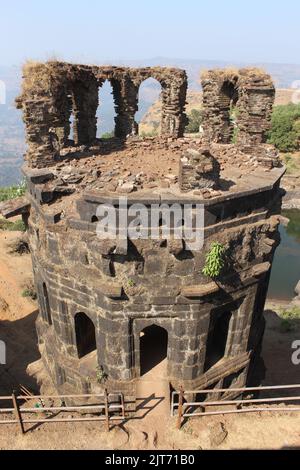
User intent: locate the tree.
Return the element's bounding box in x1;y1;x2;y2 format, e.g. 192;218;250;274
186;109;203;133
267;103;300;152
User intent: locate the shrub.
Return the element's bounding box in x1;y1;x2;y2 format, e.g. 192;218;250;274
101;132;115;139
202;242;226;278
278;306;300;333
21;283;37;300
186;109;203;133
0;219;26;232
267;103;300;152
0;181;26;202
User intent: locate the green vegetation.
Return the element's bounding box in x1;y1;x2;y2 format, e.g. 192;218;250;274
267;103;300;152
21;284;37;300
101;131;115;139
0;181;26;202
186;109;203;133
127;279;136;288
284;209;300;243
0;218;26;232
278;306;300;333
202;242;227;279
230;106;239;143
281;152;300;175
140;129;159;138
96;366;108;384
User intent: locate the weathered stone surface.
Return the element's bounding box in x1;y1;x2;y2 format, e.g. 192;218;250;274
0;197;30;219
17;62;188;168
179;147;221;192
181;282;220;298
18;62;284;409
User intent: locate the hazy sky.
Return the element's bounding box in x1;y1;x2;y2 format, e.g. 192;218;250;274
1;0;300;66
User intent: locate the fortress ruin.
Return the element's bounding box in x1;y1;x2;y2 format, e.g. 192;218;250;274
6;62;285;409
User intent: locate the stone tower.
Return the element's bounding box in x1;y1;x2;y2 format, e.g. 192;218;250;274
13;62;284;407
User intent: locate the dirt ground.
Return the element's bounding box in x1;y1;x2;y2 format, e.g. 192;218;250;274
0;229;300;450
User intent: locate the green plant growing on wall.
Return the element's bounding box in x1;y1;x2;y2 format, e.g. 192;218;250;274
96;366;108;384
202;242;226;279
21;287;37;300
127;279;136;288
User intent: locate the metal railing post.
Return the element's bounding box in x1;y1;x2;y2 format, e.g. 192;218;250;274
176;386;184;430
104;388;110;432
12;391;25;435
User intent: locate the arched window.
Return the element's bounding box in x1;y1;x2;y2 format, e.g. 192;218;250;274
136;78;162;137
140;324;168;376
42;283;52;326
97;80;117;139
75;312;97;359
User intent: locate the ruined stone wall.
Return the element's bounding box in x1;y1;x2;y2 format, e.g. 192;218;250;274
201;68;275;149
17;62;188;169
15;63;285;407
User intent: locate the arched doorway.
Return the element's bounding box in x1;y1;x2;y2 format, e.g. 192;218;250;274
97;80;117;138
75;312;97;359
136;78;162;137
140;324;168;376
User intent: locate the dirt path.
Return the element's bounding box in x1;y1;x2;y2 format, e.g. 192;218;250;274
0;230;40;395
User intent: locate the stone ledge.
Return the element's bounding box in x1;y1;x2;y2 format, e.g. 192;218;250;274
251;262;271;277
98;283;124;300
181;282;220;298
0;196;30;219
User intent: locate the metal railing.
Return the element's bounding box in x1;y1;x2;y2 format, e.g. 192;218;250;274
171;384;300;429
0;389;125;434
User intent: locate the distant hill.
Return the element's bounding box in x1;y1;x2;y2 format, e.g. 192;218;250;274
0;59;300;186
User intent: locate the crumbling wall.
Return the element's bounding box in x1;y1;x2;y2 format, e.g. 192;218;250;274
179;147;220;192
236;69;275;149
201;68;275;148
17;62;188;169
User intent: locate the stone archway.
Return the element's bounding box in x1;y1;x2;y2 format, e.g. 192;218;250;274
136;77;163;137
140;324;168;376
136;323;170;418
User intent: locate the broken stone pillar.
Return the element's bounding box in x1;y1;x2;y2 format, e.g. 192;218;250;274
161;74;188;138
236;69;275;149
179;147;221;192
114;78;139;139
72;72;99;146
201;70;239;144
15;62;65;169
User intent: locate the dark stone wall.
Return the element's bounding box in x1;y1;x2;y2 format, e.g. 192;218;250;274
26;173;282;401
